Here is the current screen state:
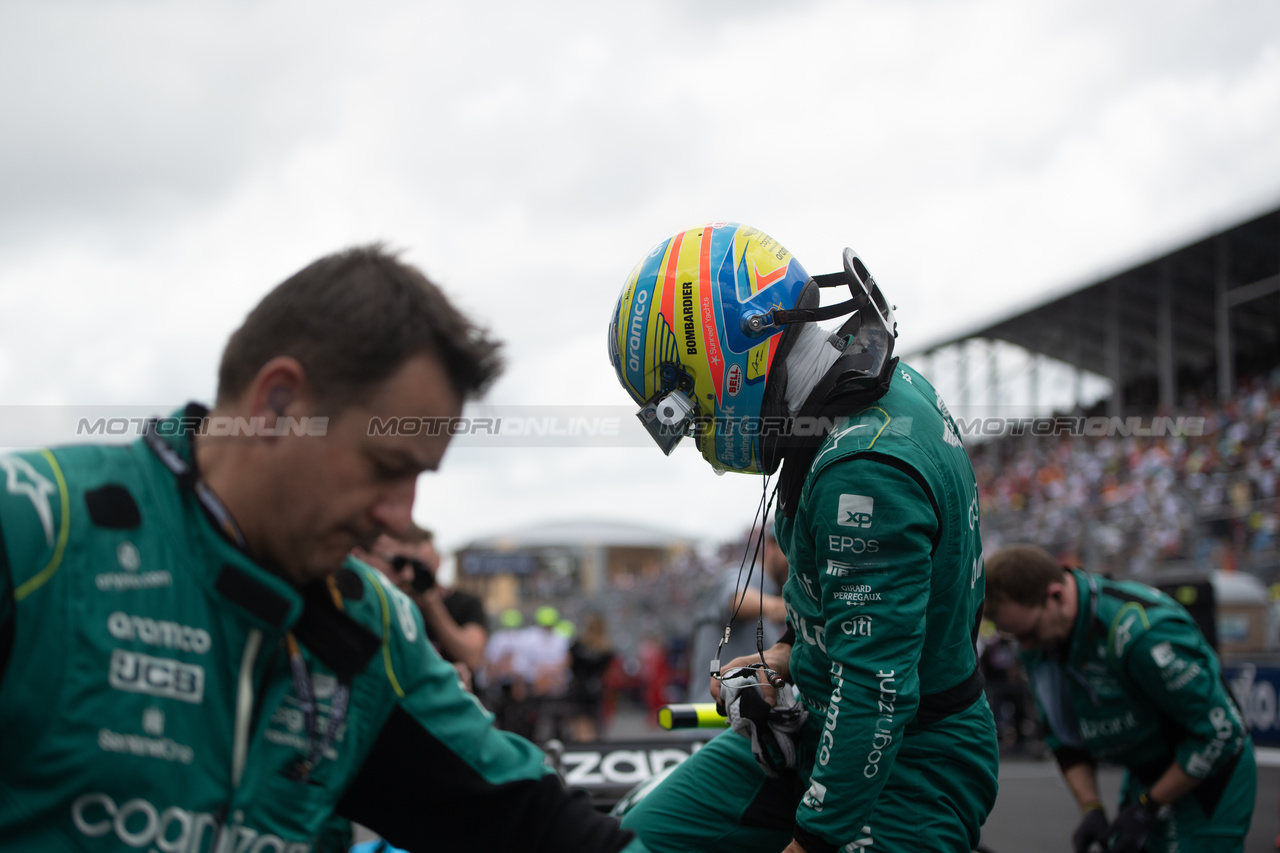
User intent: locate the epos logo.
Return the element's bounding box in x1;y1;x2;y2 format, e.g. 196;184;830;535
837;494;873;528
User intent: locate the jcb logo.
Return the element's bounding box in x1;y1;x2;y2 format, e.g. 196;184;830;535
109;650;204;704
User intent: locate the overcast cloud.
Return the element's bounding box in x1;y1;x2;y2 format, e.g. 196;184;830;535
2;0;1279;552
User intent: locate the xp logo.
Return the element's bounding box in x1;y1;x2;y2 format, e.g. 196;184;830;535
725;363;743;397
837;494;873;528
1151;642;1176;668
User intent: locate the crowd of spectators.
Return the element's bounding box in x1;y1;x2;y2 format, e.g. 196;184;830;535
441;370;1280;750
454;371;1280;751
971;369;1280;578
483;606;619;743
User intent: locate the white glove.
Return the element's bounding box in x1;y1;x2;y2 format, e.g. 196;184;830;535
719;667;808;777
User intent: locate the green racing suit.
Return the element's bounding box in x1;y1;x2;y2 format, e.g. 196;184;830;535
0;414;642;853
620;361;999;853
1024;570;1255;852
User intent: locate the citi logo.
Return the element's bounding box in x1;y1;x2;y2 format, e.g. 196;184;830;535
837;494;874;528
842;616;873;637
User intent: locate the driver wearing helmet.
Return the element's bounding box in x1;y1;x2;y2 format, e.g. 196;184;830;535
608;224;998;853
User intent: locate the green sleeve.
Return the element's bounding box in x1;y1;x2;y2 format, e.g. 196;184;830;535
391;584;552;785
0;514;12;652
1124;618;1247;779
345;567;638;851
356;563;550;785
0;451;68;604
794;456;936;847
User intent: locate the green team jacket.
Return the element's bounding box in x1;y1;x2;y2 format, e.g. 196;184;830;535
0;425;637;853
774;361;995;849
1024;569;1252;807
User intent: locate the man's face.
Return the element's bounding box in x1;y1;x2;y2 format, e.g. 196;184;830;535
260;354;462;585
357;534;420;597
988;588;1070;653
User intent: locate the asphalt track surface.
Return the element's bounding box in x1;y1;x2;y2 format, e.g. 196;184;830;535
981;754;1278;853
352;710;1278;850
601;708;1279;852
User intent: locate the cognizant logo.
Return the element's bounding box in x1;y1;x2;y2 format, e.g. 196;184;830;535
72;794;312;853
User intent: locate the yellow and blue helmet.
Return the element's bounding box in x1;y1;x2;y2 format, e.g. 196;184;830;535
608;223;897;475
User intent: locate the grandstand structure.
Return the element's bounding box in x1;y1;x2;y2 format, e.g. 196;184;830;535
453;519;707;660
454;519;695;610
912;203;1279;416
907;202;1280;582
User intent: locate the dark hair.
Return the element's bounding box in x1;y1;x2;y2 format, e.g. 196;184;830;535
984;544;1067;609
217;245;503;408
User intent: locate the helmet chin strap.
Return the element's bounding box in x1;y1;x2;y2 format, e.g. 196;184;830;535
782;323;844;417
757;248;899;484
765;305;899;518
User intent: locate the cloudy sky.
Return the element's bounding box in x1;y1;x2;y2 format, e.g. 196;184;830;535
3;0;1279;555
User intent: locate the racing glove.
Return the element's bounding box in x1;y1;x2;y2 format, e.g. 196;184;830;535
719;667;808;777
1070;801;1108;853
1107;791;1160;853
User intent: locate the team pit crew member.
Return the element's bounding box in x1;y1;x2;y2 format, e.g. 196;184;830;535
0;246;644;853
607;223;999;852
984;544;1255;853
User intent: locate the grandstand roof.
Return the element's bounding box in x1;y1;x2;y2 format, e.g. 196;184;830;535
910;202;1280;409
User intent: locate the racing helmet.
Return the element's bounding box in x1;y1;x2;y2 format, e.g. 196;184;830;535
608;222;897;474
